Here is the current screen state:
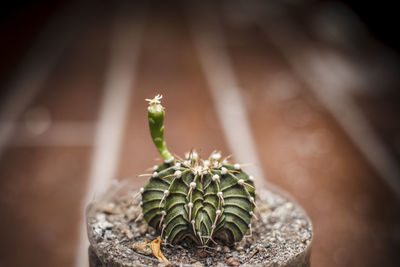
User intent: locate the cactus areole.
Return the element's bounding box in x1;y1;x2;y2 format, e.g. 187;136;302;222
141;95;256;246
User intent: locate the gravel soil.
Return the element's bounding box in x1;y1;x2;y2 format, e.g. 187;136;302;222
87;183;312;267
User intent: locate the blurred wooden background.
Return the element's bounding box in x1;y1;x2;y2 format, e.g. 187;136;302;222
1;1;400;266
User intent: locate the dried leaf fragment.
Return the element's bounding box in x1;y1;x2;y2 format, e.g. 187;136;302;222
248;248;259;260
150;237;172;266
131;241;152;255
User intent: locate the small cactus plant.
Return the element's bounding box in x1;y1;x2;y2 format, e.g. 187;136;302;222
140;95;256;246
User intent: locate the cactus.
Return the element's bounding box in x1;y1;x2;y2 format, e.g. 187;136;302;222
140;95;256;246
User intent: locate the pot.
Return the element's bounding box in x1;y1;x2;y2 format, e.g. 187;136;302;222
86;180;312;267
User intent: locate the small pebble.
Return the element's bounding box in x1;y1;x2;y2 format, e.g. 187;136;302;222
101;202;116;214
104;230;116;240
119;225;133;239
197;249;207;258
131;241;152;255
95;220;113;230
285;202;294;210
226;257;240;266
92;228;103;241
223;246;230;253
236;246;244;252
231;251;239;257
96;213;106;222
138;224;148;235
192;261;204;267
206;257;212;266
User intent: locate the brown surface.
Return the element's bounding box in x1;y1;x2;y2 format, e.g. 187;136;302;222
0;147;91;266
0;4;109;266
229;36;400;266
0;1;399;267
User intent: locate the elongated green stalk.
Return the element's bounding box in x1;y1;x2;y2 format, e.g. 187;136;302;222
146;94;172;161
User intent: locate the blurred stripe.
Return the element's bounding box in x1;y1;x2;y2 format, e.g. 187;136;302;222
255;5;400;198
74;2;147;266
1;122;94;146
188;2;266;188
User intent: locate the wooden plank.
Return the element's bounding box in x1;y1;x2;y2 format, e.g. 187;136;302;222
219;4;400;266
117;1;229;185
0;3;111;267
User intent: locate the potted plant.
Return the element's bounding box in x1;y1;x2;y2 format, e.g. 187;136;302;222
86;95;313;266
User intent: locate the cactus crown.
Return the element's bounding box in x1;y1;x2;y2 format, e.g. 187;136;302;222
141;95;256;246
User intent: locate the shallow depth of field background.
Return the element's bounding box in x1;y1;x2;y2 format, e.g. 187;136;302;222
1;1;400;266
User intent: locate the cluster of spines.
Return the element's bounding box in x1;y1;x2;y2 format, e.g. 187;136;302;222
140;150;256;246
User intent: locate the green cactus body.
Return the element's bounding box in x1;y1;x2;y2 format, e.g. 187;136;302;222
141;95;256;246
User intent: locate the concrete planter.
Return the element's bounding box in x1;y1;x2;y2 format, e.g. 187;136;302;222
86;180;312;266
